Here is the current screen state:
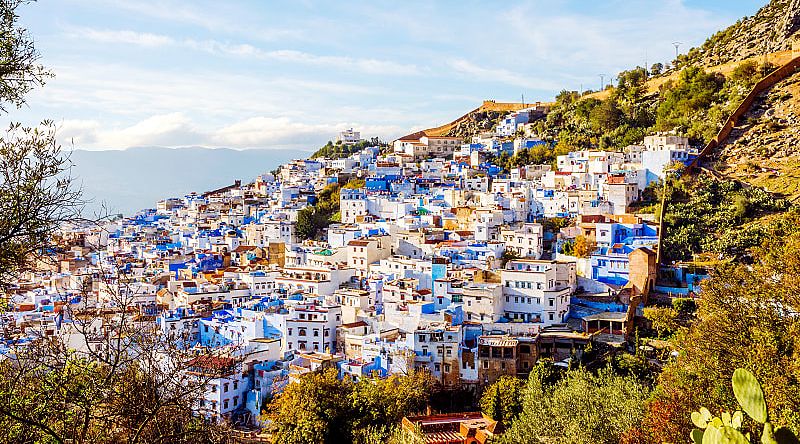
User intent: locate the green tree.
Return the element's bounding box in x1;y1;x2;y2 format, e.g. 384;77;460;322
349;372;434;443
480;375;524;423
643;306;679;338
650;63;664;76
0;1;72;287
0;0;52;111
644;233;800;440
266;370;434;444
268;369;353;444
499;365;650;444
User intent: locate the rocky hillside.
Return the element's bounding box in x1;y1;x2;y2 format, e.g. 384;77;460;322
444;109;505;139
713;69;800;200
685;0;800;67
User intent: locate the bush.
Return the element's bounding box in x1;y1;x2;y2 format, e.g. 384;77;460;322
672;298;696;313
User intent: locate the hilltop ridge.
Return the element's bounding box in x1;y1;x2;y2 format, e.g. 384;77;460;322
684;0;800;67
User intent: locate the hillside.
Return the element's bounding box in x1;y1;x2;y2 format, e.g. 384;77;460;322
712;69;800;200
683;0;800;67
584;50;794;102
415;100;550;139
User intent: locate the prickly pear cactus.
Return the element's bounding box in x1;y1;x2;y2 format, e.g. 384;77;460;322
732;368;768;424
688;368;800;444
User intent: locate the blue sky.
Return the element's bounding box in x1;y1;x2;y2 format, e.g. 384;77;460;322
4;0;765;151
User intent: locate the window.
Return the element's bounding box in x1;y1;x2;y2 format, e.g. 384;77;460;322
223;400;229;409
233;381;238;390
548;312;554;321
483;360;489;369
223;383;229;393
233;396;239;406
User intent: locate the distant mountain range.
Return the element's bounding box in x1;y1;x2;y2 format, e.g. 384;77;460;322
67;146;306;217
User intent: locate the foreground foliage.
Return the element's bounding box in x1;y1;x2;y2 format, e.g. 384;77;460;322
266;369;434;444
0;353;228;444
690;368;799;444
640;233;800;441
492;363;650;444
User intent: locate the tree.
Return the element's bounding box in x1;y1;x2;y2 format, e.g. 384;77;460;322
589;100;623;133
0;122;82;286
572;235;596;258
650;63;664;76
499;364;650;444
349;372;434;443
0;0;70;287
0;248;232;443
0;0;52;112
643;232;800;441
266;369;434;444
480;375;524;422
343;179;366;189
295;206;320;240
267;369;353;444
501;248;521;267
643;306;678;338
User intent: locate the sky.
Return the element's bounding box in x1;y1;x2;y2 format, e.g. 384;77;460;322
3;0;767;151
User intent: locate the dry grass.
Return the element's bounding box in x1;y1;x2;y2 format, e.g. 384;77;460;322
584;50;794;101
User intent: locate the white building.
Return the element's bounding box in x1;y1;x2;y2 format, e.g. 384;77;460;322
500;223;544;259
500;259;576;327
337;128;363;145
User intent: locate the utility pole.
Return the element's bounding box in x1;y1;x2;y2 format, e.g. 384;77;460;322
599;74;606;91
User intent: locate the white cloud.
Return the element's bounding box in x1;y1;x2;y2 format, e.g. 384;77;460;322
71;27;421;76
447;59;565;91
57;113;405;150
74;29;175;47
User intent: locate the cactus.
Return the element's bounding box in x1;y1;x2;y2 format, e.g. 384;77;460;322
688;368;799;444
732;368;768;424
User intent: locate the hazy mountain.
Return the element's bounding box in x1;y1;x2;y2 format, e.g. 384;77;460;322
67;146;307;216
